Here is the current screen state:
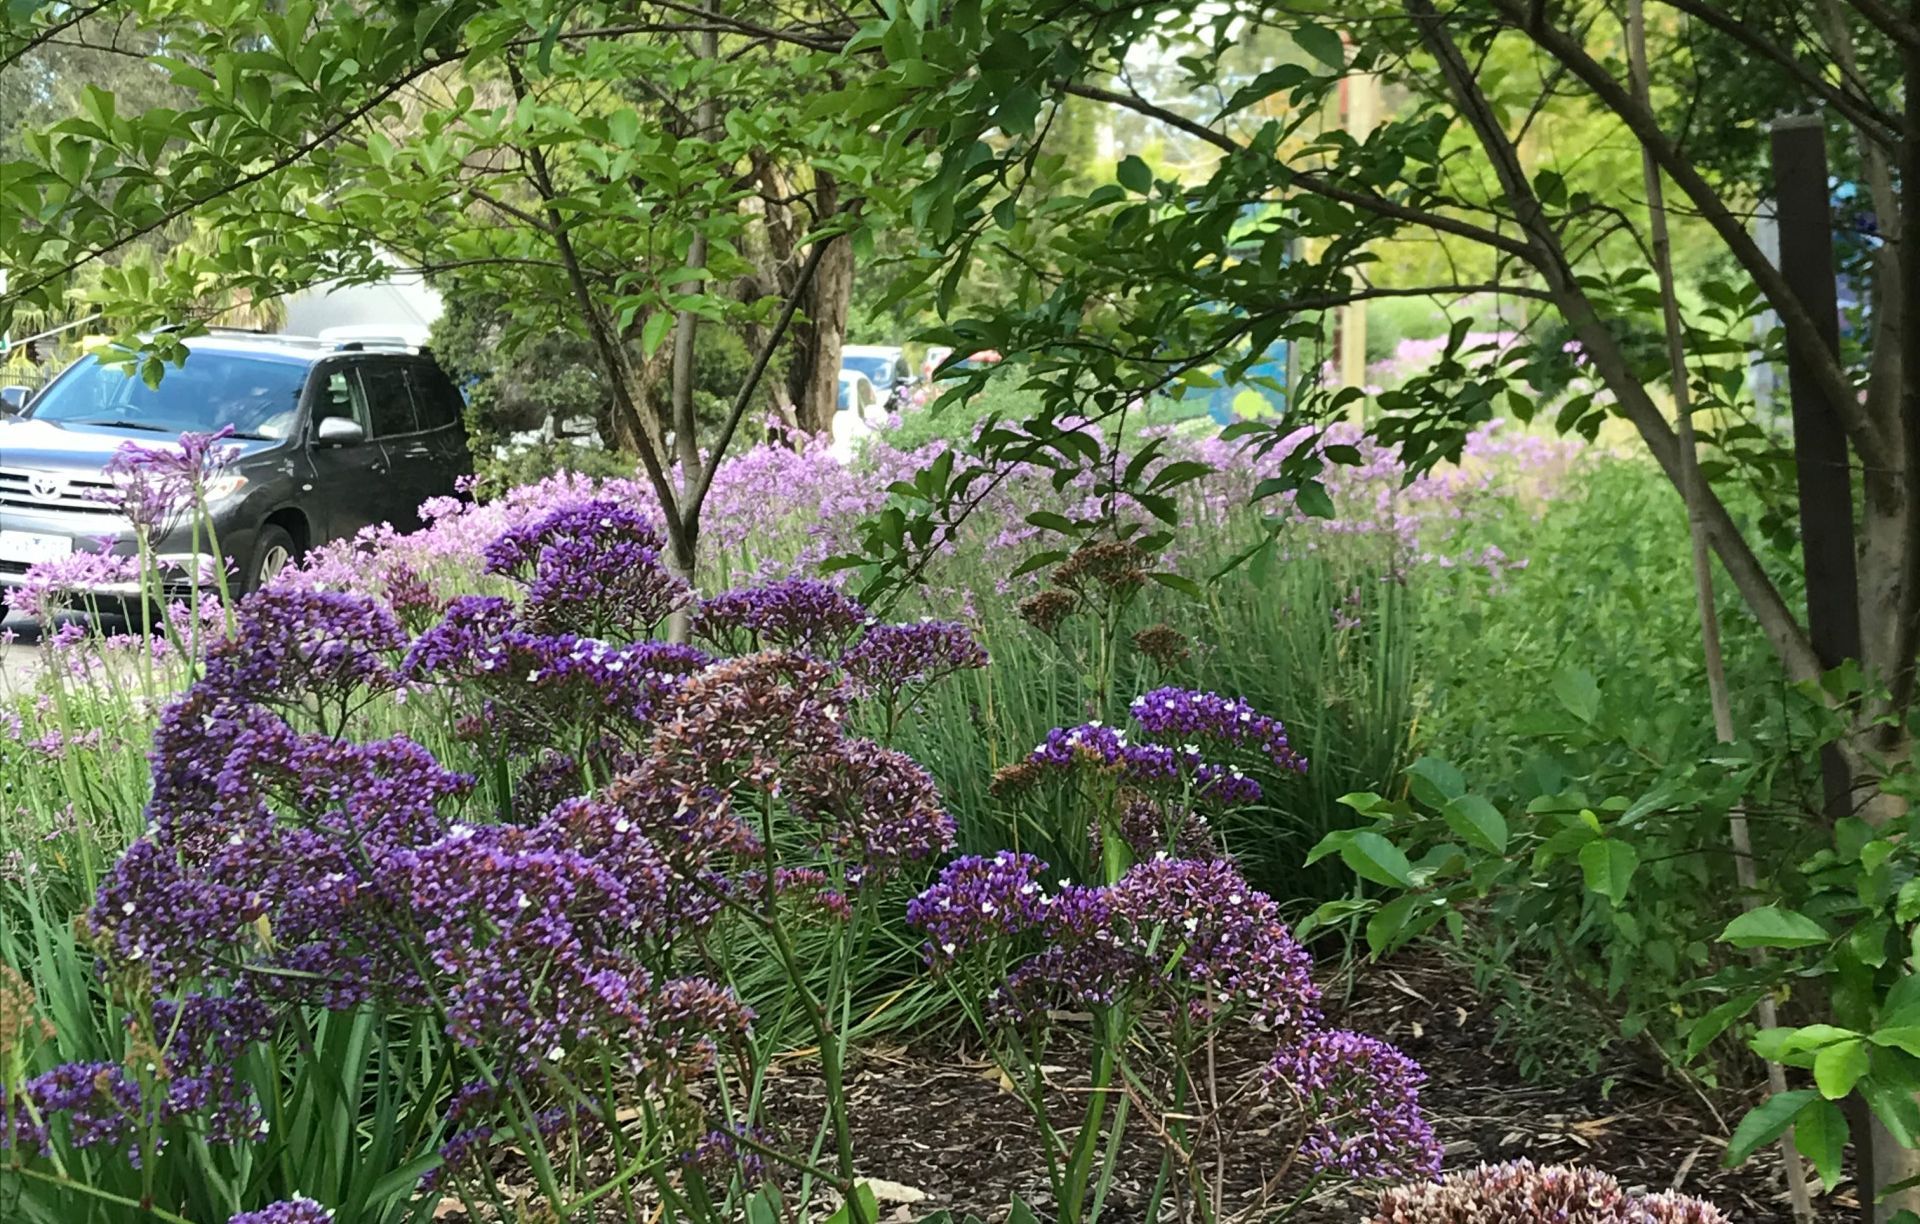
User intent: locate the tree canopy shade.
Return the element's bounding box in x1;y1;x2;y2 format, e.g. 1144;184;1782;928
0;0;896;580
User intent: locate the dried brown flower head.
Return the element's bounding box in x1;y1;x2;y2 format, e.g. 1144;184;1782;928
1132;623;1191;669
1016;589;1079;636
1055;540;1150;594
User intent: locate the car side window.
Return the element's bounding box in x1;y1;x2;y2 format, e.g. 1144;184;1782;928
312;366;372;435
404;361;463;432
355;361;419;437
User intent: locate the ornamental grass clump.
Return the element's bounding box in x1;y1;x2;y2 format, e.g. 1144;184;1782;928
1369;1161;1729;1223
912;686;1439;1224
3;498;983;1223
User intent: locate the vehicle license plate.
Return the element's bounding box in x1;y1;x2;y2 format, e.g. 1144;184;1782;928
0;530;73;565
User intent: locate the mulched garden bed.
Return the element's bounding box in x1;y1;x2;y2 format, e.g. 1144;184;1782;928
753;954;1850;1222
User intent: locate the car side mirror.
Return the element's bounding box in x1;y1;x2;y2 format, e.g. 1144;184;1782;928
315;416;367;446
0;386;30;415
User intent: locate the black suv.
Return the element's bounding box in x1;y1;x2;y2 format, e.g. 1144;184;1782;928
0;332;471;600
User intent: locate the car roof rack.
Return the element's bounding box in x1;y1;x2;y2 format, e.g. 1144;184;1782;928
330;338;426;353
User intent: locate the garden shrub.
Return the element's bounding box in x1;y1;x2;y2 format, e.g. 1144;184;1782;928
1369;1160;1727;1223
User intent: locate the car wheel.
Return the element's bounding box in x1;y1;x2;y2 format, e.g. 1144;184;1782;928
247;525;298;594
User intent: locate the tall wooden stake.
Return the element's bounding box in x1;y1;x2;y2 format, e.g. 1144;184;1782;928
1771;112;1894;1224
1628;5;1814;1219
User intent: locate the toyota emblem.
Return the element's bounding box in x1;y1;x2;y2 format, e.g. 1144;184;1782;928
27;473;63;501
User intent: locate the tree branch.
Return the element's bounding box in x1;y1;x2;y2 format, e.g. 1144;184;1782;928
1657;0;1907;146
1489;0;1889;463
686;219;845;522
0;0;119;72
1057;79;1540;261
1837;0;1920;55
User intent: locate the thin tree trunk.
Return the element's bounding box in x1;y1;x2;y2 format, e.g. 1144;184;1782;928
663;0;720;642
1628;6;1814;1218
788;174;854;436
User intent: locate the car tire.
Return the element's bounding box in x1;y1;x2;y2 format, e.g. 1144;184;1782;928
245;525;299;595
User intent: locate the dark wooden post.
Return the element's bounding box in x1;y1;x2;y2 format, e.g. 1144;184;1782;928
1769;115;1862;820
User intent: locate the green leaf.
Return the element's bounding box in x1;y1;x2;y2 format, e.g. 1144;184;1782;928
1579;840;1639;907
1147;571;1204;598
1365;894;1417;956
1551;668;1600;722
1405;756;1466;807
824;1183;880;1224
639;311;673;359
1008;1194;1043;1224
1794;1097;1848;1190
1292;479;1335;519
1725;1090;1817;1166
1115;155;1152;194
1293;22;1346;69
1685;992;1762;1061
1442;794;1507;854
1008;550;1067;579
1870;1027;1920;1058
1814;1038;1870;1099
1720;906;1831;950
1338;830;1414;888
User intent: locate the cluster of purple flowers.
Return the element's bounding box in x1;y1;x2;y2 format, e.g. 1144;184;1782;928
227;1196;336;1224
840;618;989;704
483;501;692;638
908;845;1439;1184
1368;1160;1729;1223
1267;1028;1439;1181
692;577;871;656
1129;686;1308;775
205;586;407;711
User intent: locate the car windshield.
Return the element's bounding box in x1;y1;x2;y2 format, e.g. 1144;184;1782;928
29;352;307;440
841;353;897;388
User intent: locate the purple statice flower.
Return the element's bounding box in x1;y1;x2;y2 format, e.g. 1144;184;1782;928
785;739;955;883
1007;722;1263;804
1095;795;1218;862
481;500;691;640
406;599;710;744
1105;857;1319;1032
5;1061;139;1155
692;579;870;657
840;619;988;704
647;652;848;795
483;499;664;578
1266;1028;1440;1182
228;1195;337;1224
907;851;1052;963
204;587;407;709
1027;722;1182;784
1129;687;1308;775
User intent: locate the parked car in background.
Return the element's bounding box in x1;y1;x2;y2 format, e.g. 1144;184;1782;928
0;330;471;604
840;344;915;408
831;368;885;460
